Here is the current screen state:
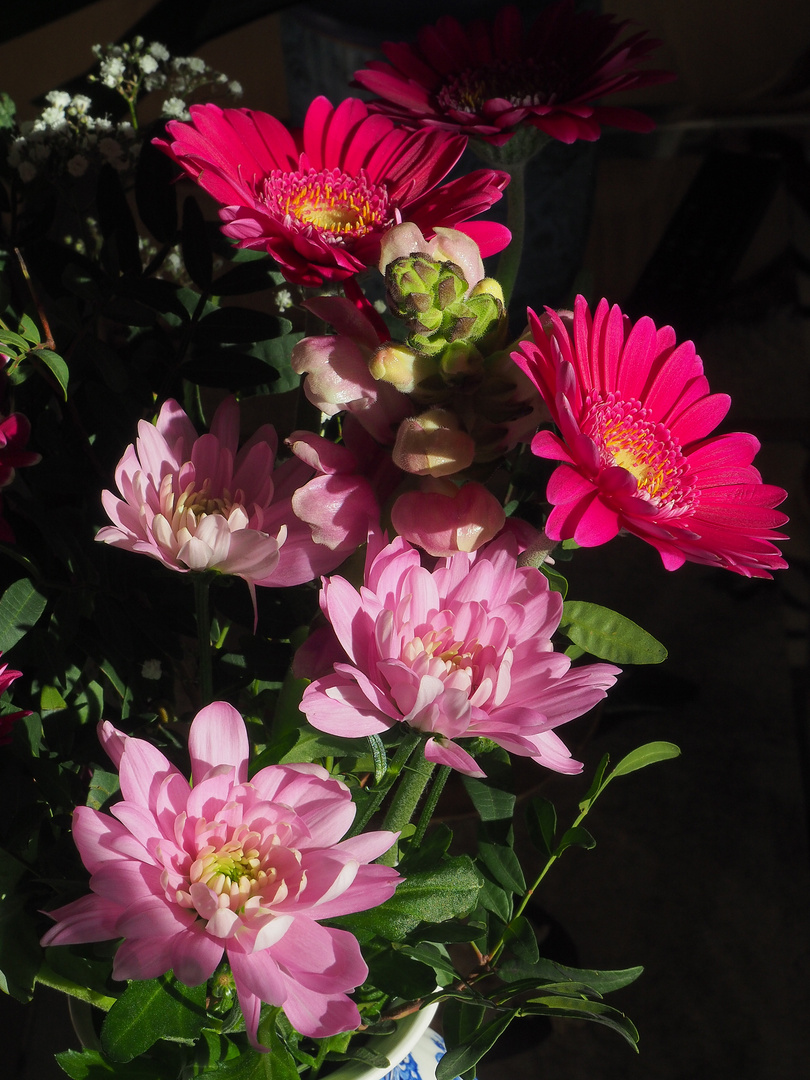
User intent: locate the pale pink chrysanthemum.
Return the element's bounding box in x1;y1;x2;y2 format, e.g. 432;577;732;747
299;533;619;777
97;396;379;607
154;97;511;287
354;1;673;147
512;297;789;577
41;703;400;1046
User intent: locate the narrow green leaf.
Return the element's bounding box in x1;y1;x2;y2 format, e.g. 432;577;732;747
0;330;28;350
560;601;667;664
368;734;387;785
522;995;639;1048
35;347;70;398
0;578;48;652
578;753;611;812
436;1010;515;1080
611;741;681;778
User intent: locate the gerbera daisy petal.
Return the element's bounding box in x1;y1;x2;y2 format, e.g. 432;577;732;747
514;297;788;577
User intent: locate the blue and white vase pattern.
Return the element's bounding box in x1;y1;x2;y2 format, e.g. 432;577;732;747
383;1027;470;1080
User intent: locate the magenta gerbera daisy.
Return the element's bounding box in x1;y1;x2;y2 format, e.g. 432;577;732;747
512;297;789;578
354;0;673;147
154;96;510;286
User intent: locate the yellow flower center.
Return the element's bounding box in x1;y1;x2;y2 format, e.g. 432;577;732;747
262;167;391;241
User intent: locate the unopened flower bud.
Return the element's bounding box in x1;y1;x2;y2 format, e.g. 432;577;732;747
392;409;475;477
369;342;438;393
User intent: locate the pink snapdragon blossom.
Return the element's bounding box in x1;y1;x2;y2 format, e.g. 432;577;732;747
97;397;379;607
299;533;619;777
391;479;505;557
41;703;400;1046
512;297;789;577
154;97;510;286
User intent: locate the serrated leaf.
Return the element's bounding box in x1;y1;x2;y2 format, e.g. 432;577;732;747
560;601;667;664
0;578;48;652
35;347;70;398
611;741;681;778
100;975;208;1061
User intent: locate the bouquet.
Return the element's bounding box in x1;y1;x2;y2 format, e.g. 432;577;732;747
0;4;788;1079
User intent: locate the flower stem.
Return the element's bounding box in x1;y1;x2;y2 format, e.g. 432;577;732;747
349;732;421;838
411;765;450;848
193;573;213;706
379;746;436;865
495;161;526;312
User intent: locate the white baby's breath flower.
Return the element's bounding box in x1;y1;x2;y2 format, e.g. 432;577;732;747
71;94;92;113
186;57;205;74
228;80;243;97
139;54;159;75
149;42;170;61
45;90;72;109
162;97;188;120
40;106;66;128
276;289;293;312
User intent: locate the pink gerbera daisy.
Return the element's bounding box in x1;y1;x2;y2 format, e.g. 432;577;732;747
155;97;510;286
512;297;789;577
354;1;673;147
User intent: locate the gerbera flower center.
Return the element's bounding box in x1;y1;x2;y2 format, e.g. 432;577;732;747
582;394;697;513
437;58;556;115
261;167;391;242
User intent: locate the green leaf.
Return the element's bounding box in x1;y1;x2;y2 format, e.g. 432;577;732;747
474;874;512;923
87;768;120;810
100;975;208;1062
560;601;667;664
55;1048;178;1078
0;329;29;351
522;995;639;1048
35;347;70;398
212;260;280;296
555;825;596;854
343;856;481;942
525;796;557;858
539;563;568;597
40;685;67;713
611;741;681;778
368;734;387;785
477;838;525;895
18;313;41;344
461;774;515;822
398;942;457;981
0;578;48;652
578;753;611;811
436;1010;515;1080
497;955;644;995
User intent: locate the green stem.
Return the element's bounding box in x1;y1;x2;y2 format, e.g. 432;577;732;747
193;573;213;706
411;765;451;848
489;785;604;965
379;746;436;866
495;161;527;311
349;732;421;838
35;964;116;1012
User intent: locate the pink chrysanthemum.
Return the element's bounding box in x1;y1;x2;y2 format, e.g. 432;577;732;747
354;1;673;147
155;97;510;286
97;396;379;607
41;703;400;1047
299;533;619;777
512;297;789;577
